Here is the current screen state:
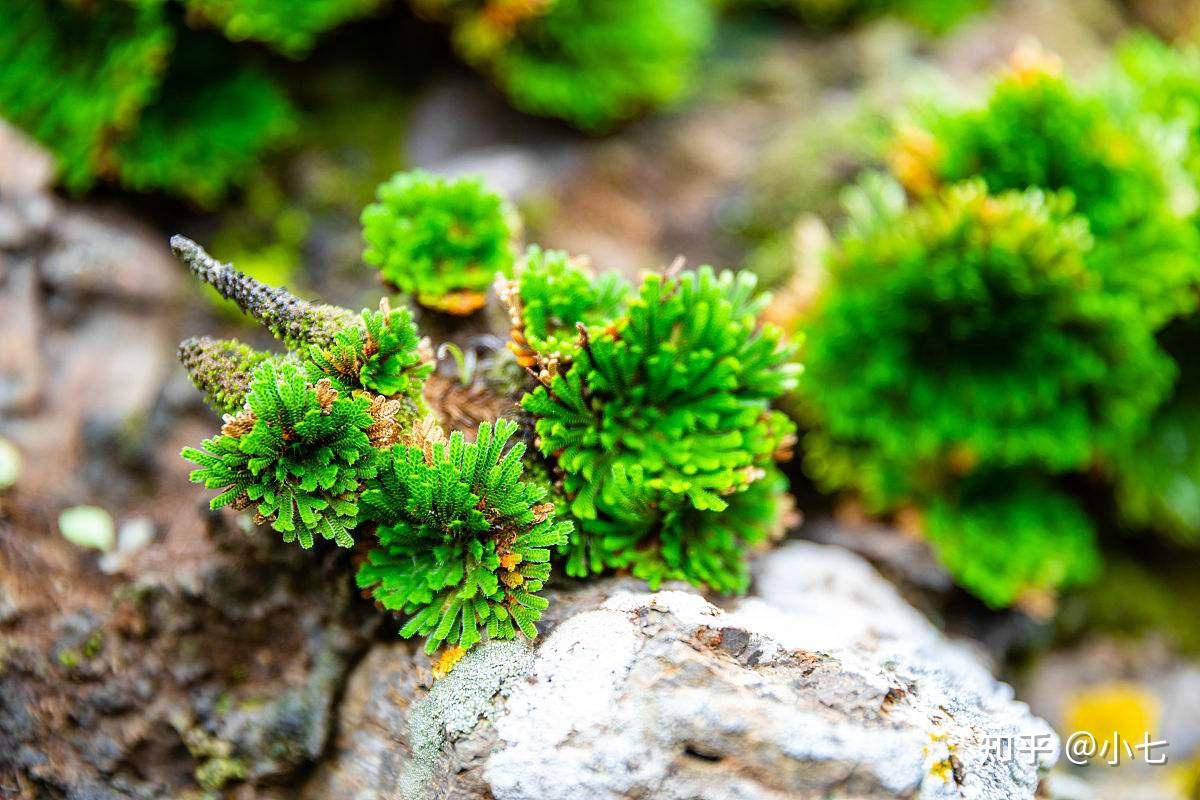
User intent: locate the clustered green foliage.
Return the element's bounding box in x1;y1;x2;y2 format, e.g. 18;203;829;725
914;58;1200;327
184;360;378;548
514;249;800;593
174;236;574;661
357;419;572;653
182;0;386;57
413;0;716;131
361;170;515;314
0;0;295;203
790;48;1200;607
741;0;985;33
925;474;1101;609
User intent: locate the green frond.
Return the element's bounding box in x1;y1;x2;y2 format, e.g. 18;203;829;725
356;418;572;654
518;259;799;594
182;360;378;549
306;301;433;411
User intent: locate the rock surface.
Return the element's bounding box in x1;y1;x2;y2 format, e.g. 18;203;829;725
305;542;1057;800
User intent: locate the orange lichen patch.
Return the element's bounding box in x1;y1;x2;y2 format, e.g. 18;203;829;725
429;289;488;316
432;645;467;679
889;124;942;197
1007;39;1063;85
1064;682;1161;759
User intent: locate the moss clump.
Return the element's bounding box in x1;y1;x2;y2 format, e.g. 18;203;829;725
925;473;1100;608
415;0;716;131
182;0;386;57
800;182;1172;511
0;0;173;192
903;53;1200;327
183;360;380;549
356;419;572;652
797;182;1172;605
513;251;799;593
362;170;516;315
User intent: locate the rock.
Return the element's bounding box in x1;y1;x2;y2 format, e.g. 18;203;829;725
38;207;181;303
0;119;55;195
305;542;1057;800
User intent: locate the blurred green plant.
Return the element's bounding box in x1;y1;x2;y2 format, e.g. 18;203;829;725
362;170;516;315
356;418;572;654
182;0;387;57
897;50;1200;327
505;248;800;593
796;180;1173;606
0;0;296;204
736;0;986;33
412;0;716;130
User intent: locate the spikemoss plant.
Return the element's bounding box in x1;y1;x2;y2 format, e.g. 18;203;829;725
174;235;577;662
356;419;572;652
362;170;516;315
0;0;295;203
506;248;800;593
0;0;173;192
739;0;985;33
413;0;715;130
898;50;1200;327
924;473;1100;608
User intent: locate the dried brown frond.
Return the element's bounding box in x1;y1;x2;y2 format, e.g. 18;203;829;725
220;409;257;438
314;379;338;413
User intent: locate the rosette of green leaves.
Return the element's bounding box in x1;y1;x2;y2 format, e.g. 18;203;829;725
356;419;572;654
362;170;514;314
799;182;1174;511
183;360;378;548
307;302;432;407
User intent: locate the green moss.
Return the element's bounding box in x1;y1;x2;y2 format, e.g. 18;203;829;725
356;419;572;653
362;170;516;314
925;473;1100;608
114;41;295;205
799;182;1173;513
422;0;716;130
517;256;799;593
916;63;1200;327
183;0;386;57
0;0;172;191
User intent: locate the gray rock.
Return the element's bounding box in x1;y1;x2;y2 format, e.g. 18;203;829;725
305;542;1057;800
0;119;55;195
